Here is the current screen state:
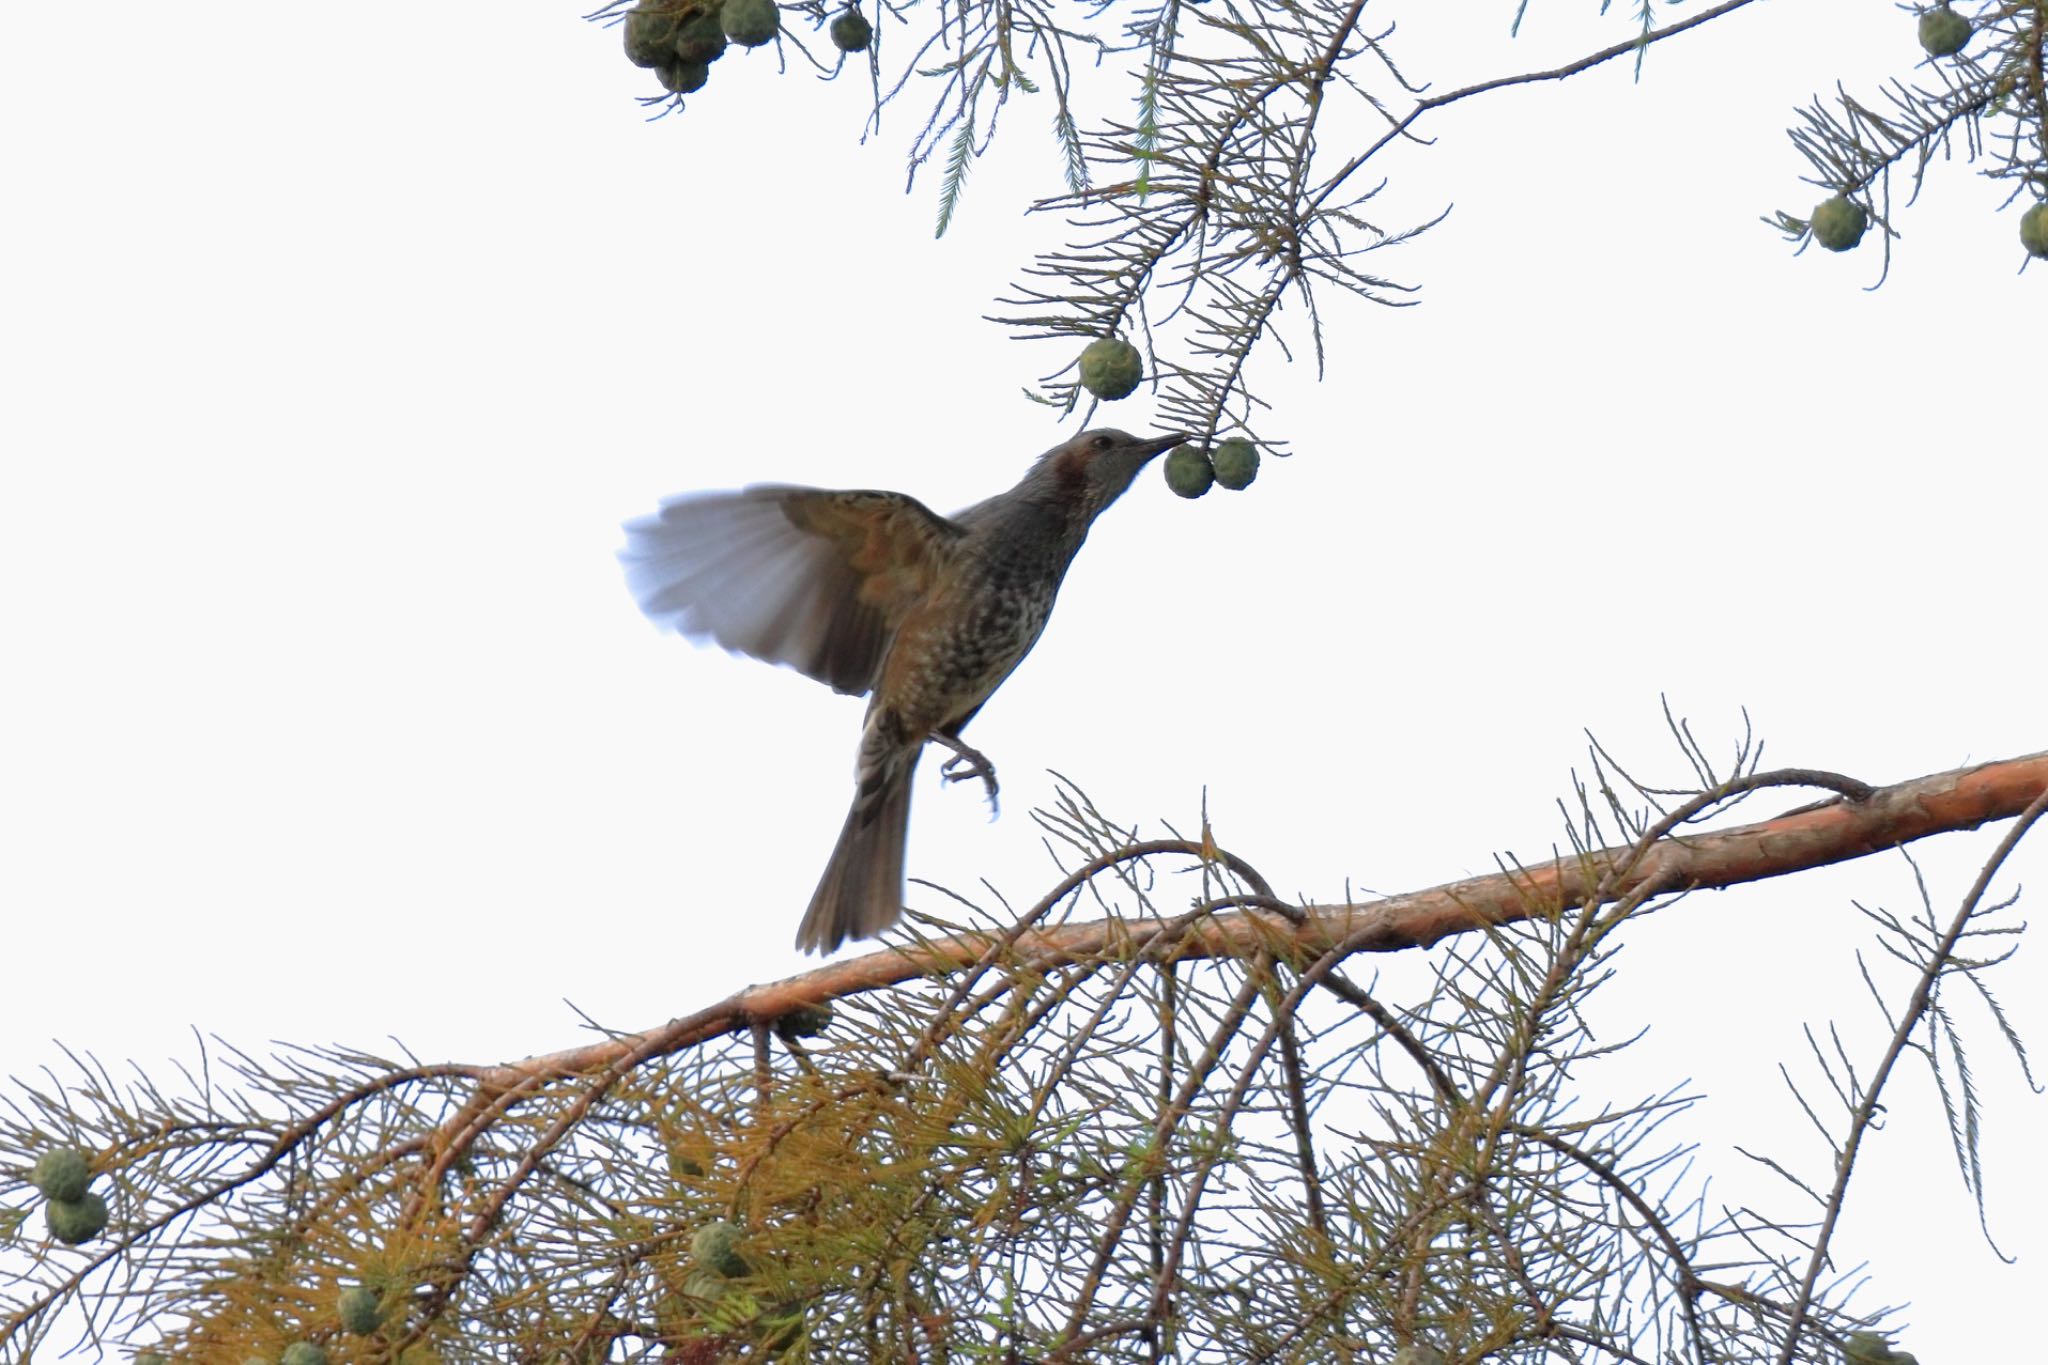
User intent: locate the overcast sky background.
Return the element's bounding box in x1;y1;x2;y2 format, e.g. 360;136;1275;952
3;1;2042;1357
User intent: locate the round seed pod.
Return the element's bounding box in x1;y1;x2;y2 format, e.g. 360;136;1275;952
681;1267;730;1301
830;7;873;52
674;10;728;63
658;58;710;94
339;1285;385;1335
623;6;682;67
1809;196;1868;252
1917;6;1971;58
691;1220;751;1278
1210;438;1259;490
1163;445;1214;499
279;1344;328;1365
2020;202;2048;259
46;1191;110;1245
722;0;780;47
32;1148;92;1203
1078;337;1142;400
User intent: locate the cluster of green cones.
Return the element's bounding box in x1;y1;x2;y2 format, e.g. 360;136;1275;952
1075;336;1267;499
622;0;871;102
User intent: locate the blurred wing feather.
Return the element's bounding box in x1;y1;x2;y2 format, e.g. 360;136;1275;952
619;486;963;696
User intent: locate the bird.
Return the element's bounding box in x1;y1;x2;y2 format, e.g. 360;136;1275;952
619;428;1187;954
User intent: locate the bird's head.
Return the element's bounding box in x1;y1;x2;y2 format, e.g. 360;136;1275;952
1030;428;1189;522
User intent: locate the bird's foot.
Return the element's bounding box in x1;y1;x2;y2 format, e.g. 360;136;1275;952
936;740;1000;817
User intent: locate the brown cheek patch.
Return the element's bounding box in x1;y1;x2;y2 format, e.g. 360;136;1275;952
1051;450;1089;498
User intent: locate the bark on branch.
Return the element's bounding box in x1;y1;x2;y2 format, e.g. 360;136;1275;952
459;749;2047;1108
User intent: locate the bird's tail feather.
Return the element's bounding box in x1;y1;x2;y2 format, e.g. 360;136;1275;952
796;753;917;954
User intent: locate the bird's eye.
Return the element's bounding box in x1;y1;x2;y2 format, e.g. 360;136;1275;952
1092;434;1114;451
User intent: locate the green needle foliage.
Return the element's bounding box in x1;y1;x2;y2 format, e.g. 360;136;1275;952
595;0;2045;450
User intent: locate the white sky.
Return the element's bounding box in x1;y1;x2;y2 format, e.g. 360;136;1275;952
2;2;2042;1358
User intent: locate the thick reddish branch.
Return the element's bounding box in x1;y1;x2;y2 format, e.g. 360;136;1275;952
463;750;2047;1101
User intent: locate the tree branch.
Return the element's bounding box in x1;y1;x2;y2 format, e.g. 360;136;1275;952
330;743;2048;1280
448;750;2044;1108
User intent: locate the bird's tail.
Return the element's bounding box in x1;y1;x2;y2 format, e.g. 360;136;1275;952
796;749;917;955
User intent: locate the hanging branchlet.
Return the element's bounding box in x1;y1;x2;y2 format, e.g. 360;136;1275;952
589;0;2041;463
991;0;1430;449
586;0;1834;456
1766;3;2047;272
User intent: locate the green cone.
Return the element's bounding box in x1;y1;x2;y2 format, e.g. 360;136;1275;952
32;1148;92;1203
1163;445;1214;499
2020;202;2048;259
339;1284;385;1335
623;6;682;67
830;7;872;52
675;10;729;62
1917;6;1971;58
1211;439;1259;491
46;1191;109;1245
1810;196;1868;252
691;1220;751;1278
722;0;780;47
658;58;710;94
1078;337;1142;400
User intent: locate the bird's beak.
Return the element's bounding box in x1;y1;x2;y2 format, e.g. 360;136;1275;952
1134;432;1190;461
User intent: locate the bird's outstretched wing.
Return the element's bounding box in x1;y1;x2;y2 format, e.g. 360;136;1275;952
620;486;965;696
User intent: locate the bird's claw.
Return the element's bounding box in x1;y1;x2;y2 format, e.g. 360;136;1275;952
940;750;1000;817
